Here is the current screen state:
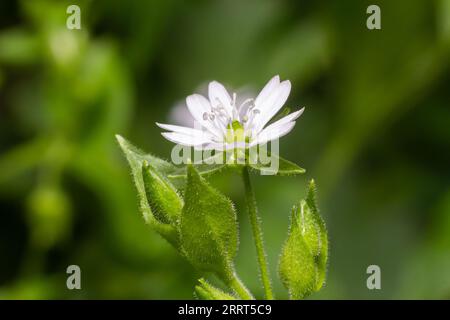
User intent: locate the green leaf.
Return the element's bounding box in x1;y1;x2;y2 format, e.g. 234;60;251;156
248;152;305;176
0;29;39;65
116;134;178;177
278;179;328;299
116;135;226;181
162;148;305;178
142;161;183;225
180;164;238;281
116;134;180;248
194;278;237;300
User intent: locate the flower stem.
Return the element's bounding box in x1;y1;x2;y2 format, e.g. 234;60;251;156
242;166;274;300
227;271;254;300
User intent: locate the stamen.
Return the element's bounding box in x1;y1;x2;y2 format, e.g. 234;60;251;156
213;108;228;121
244;108;261;132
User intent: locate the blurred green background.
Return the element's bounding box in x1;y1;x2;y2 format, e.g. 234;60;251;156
0;0;449;299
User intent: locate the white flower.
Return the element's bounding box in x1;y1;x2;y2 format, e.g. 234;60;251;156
157;75;304;150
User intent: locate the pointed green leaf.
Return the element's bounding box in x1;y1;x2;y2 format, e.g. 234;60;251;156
116;134;180;248
117;135;226;181
248;152;305;176
116;134;178;176
180;164;238;280
194;278;237;300
278;179;328;299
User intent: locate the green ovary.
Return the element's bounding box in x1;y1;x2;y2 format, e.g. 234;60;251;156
225;121;250;144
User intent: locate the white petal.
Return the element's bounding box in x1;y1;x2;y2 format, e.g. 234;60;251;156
254;75;280;107
169;101;195;127
156;122;211;138
186;94;210;120
161;132;212;146
250;121;296;147
208;81;233;116
259;108;304;133
254;80;291;133
186;94;222;137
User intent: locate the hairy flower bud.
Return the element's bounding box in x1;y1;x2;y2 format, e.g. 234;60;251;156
180;164;238;281
278;180;328;299
142;161;183;225
194;278;236;300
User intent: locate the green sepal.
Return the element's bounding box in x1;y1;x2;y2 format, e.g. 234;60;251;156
116;135;180;248
278;179;328;299
167;150;305;178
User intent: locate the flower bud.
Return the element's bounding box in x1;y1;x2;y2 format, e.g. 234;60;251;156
142;161;183;225
278;180;328;299
180;164;238;281
194;278;236;300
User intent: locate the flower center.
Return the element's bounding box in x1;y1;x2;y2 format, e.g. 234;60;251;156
225;120;249;144
202;92;261;144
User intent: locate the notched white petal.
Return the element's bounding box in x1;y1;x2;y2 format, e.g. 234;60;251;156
161;132;212;147
262;107;305;132
250;121;296;147
255;80;292;133
186;94;211;117
185;94;222;137
156;122;208;137
208;81;233;115
255;75;280;106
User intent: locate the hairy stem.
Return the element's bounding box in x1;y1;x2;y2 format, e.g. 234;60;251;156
242;166;274;299
227;271;254;300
